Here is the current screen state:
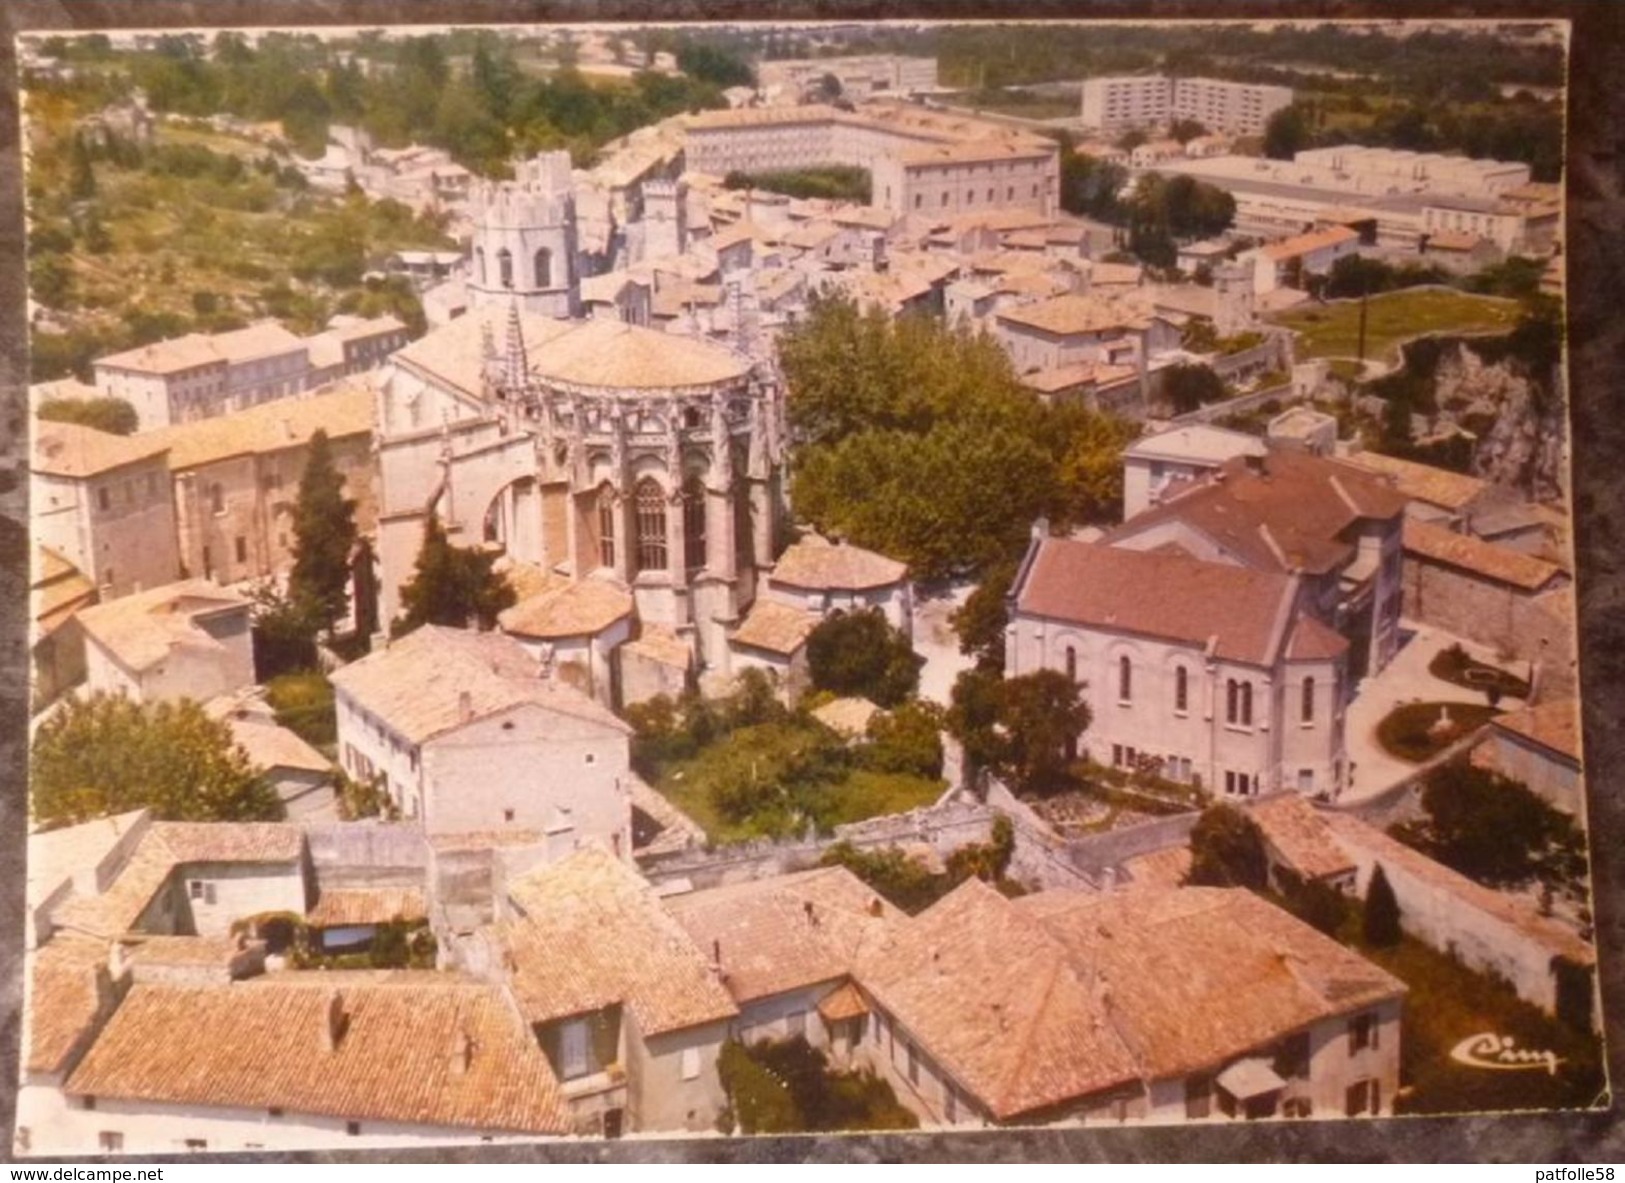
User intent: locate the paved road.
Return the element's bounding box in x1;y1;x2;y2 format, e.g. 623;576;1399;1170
911;580;977;707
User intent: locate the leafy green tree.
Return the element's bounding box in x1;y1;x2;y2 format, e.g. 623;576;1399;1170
805;608;922;709
1185;802;1268;890
393;511;517;636
31;253;75;308
287;429;358;636
946;666;1008;778
1363;863;1402;947
1162;362;1229;415
37;395;138;436
1275;865;1350;938
951;561;1016;670
1264;103;1313;160
994;670;1092;796
248;581;321;681
676;40;755;88
1168;117;1208;144
1057;141;1128;224
862;700;945;779
32;693;283;827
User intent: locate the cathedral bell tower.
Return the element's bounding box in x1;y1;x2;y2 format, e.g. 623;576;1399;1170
468;150;582;320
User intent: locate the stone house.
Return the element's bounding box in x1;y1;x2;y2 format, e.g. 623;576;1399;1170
764;535;912;639
1107;450;1409;679
330;626;634;851
76;580;254;706
499;575;637;708
1121;425;1266;520
94;322;311;430
1006;537;1351;799
726;599;822;704
145;383;375;590
30;546;97;707
1471;698;1584;816
31;421;180;601
666;866;900;1065
853;880;1404;1127
1344;451;1494;531
476;844;739;1137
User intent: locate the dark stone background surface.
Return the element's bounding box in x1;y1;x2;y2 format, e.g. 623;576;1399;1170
0;0;1619;1164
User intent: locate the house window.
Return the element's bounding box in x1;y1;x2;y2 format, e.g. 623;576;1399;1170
1283;1097;1313;1119
597;488;617;569
683;476;707;571
1174;666;1189;714
1298;768;1314;794
497;248;513;288
97;485;111;512
634;478;668;573
1064;646;1077;683
101;566;115;590
268;1107;284;1118
1226;680;1253;726
1302;676;1316;724
680;1047;702;1081
1184;1074;1212;1119
1345;1079;1379;1117
234;536;248;564
503;809;515;823
561;1019;592;1080
1118;656;1132;702
1349;1013;1378;1053
98;1131;123;1152
1274;1031;1311;1080
535;247;553;288
346;1122;361;1137
1112;744;1123;768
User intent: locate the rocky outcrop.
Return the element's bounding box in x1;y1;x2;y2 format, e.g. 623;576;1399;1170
1432;342;1566;503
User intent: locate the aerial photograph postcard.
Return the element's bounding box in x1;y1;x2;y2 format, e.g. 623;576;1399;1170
9;15;1602;1154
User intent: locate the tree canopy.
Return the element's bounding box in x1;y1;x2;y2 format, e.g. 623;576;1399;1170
287;428;358;635
1161;362;1230;415
780;295;1136;580
1185;802;1268;890
805;608;923;709
32;692;283;827
947;667;1091;796
393;511;517;636
36;395;138;435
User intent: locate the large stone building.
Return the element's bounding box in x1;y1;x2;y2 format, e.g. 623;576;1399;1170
681;104;1060;218
756;55;939;104
467;152;586;320
373;303;786;681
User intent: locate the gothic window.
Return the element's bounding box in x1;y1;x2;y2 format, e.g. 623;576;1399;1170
1175;666;1189;714
1242;682;1254;726
683;476;707;572
534;247;552;288
634;478;668;573
1226;679;1239;724
497;248;513;289
1118;656;1132;702
1302;676;1316;724
475;246;487;286
1064;646;1077;683
597;488;616;569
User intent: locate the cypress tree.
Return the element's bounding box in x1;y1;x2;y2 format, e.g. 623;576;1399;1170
1363;863;1402;948
287;428;358;636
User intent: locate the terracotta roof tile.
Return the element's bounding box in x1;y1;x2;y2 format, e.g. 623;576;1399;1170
308;887;428;928
65;977;570;1134
32;420;168;479
142;382;373;470
816;981;870;1022
75;580;252;675
1490;698;1581;763
1015;538;1298;666
732;599;821;656
1260;225;1359;262
997;294;1135;338
226;717;331;775
772;537;907;592
1248;794;1358;880
1284;615;1349;662
330;626;629;745
497;845;738;1035
499;578;633;641
667;867;899;1004
26;936;110;1075
1403;520;1562;591
1345;451;1488;512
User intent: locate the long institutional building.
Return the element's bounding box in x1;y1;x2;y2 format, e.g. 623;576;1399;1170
682;103;1060;218
1080;75;1294;136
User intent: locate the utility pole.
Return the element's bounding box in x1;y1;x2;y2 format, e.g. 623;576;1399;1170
1356;270;1370;365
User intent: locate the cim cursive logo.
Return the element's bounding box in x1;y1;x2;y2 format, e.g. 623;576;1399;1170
1449;1032;1563;1076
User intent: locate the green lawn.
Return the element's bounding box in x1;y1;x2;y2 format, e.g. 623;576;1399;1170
1359;937;1604;1115
1270;289;1523;365
652;720;942;845
1376;701;1501;763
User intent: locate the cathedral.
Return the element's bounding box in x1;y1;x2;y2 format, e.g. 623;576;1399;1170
374;154;787;694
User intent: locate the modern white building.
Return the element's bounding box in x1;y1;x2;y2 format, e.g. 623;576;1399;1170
1121;424;1266;519
1081;75;1292;136
1007;537;1351;799
330;625;635;849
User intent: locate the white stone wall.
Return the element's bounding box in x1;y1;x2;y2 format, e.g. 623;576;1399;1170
172;860;311;936
626;1019;729;1135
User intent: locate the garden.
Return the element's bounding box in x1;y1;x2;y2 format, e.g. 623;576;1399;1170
1375;700;1501;763
718;1037;918;1134
1268;288;1523;366
1429;642;1531;702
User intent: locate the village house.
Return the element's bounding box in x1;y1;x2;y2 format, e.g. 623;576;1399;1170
1006;537;1350;799
1248;794;1596;1028
144;382;375;589
215;709;337;823
993;293;1177;405
76;580;254;706
94;322;310;430
853;880;1403;1126
30;545;97;707
31;420;180;601
474;844;739;1137
1344;450;1495;531
666;866;900;1064
725;599;823;703
1241;226;1361;294
498;575;636;708
1107;449;1409;679
1470;698;1584;816
329;625;634;849
763;535;912;638
1120;424;1267;519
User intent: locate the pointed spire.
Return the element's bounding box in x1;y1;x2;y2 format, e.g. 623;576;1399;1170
503;299;527;389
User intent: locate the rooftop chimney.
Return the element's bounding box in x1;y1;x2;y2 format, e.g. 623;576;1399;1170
868;896;884;918
709;939;724;979
450;1030;474;1077
321;989;347;1052
458;690;474;723
803;899;818;926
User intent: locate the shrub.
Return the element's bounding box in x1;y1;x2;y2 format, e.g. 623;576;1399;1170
718;1040;801;1134
1363;863;1402;947
806;608;922;708
1185;802;1268;890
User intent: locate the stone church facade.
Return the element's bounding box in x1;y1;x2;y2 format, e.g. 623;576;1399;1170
374;302;786;687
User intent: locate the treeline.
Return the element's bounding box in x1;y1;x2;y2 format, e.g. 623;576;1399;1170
723;166;871;203
108;30;736;174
